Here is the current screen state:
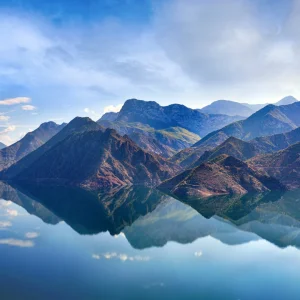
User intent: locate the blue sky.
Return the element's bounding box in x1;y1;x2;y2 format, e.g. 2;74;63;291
0;0;299;144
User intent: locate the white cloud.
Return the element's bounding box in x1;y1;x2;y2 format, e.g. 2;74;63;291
103;104;123;114
0;0;300;116
154;0;300;103
0;97;30;105
83;107;101;120
22;105;37;111
0;238;34;247
0;125;16;135
0;116;10;121
25;232;39;239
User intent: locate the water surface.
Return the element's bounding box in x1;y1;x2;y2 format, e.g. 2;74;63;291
1;182;300;300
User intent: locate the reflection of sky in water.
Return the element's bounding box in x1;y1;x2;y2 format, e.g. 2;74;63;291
1;196;300;299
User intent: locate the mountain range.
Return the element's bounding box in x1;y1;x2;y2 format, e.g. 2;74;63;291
249;142;300;189
0;96;299;197
2;117;180;188
173;101;300;168
97;119;200;158
200;96;298;117
159;155;284;198
101;98;243;137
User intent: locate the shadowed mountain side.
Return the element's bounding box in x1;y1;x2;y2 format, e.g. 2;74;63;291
1;117;104;179
123;198;259;249
12;183;168;235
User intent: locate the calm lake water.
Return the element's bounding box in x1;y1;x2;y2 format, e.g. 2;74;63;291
1;182;300;300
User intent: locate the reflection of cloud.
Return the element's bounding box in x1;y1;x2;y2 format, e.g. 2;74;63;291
194;251;203;257
143;282;165;289
100;252;150;262
25;232;39;239
92;254;100;260
104;252;117;259
0;239;34;247
6;209;18;217
0;200;12;207
114;232;125;239
0;221;12;228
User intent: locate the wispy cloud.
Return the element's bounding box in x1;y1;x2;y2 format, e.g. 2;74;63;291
22;105;37;111
0;126;16;135
0;116;10;121
0;97;30;106
83;108;100;119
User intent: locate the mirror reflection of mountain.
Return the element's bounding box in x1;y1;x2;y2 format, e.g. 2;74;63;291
3;181;300;250
123;198;260;249
0;181;60;225
7;183;167;235
159;189;300;249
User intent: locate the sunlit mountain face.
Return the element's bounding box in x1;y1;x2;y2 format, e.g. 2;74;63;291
1;182;300;299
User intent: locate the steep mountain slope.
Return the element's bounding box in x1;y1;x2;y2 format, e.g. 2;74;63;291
1;117;103;179
98;120;200;158
115;99;242;136
0;121;65;171
0;142;6;150
200;100;254;117
99;112;119;121
196;102;300;147
192;137;261;167
249;142;300;189
10;121;180;188
173;102;300;168
160;155;284;198
250;127;300;153
176;125;300;169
